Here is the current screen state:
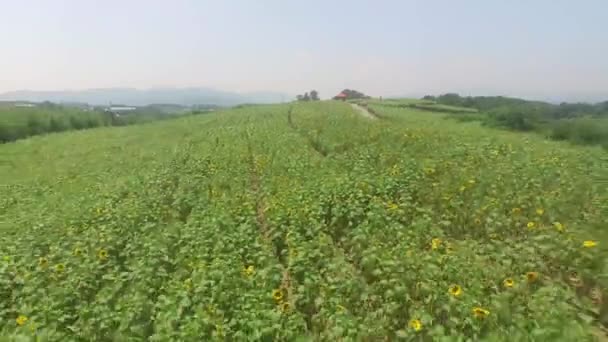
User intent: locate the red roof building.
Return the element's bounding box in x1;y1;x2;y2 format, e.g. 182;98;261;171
334;92;347;101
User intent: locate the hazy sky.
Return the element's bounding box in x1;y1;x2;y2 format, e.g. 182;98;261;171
1;0;607;101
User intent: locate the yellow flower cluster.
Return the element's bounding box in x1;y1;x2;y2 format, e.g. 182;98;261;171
272;288;291;315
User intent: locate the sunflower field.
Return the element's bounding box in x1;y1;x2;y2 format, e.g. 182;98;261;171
1;101;607;340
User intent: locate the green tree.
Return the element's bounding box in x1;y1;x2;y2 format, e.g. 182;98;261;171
334;89;369;100
49;117;68;132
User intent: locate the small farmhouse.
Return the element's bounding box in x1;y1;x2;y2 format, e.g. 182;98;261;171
333;92;347;101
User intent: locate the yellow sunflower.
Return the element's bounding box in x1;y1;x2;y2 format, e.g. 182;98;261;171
243;265;255;277
38;257;48;268
526;222;535;229
97;248;108;261
431;238;442;250
583;240;597;248
16;315;28;326
503;278;515;288
183;278;193;291
553;222;564;232
472;307;490;319
409;318;423;332
272;288;284;302
526;271;539;283
449;285;463;297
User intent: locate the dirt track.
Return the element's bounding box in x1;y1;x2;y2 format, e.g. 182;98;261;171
351;103;377;120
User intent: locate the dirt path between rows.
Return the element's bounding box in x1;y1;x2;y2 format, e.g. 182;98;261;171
351;103;377;120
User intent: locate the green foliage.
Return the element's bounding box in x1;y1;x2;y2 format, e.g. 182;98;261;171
550;117;608;148
0;102;606;340
485;105;545;131
419;94;608;147
378;98;429;105
446;113;486;123
370;98;475;114
0;106;106;143
432;93;608;119
433;94;547;112
412;103;478;114
0;105;200;143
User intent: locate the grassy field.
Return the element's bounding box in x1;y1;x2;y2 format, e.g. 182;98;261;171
1;101;607;340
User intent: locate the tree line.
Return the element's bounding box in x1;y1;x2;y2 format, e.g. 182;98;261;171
423;93;608;148
0;104;202;144
296;90;320;102
294;89;370;102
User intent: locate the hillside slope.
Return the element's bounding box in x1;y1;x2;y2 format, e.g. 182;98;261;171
0;102;606;340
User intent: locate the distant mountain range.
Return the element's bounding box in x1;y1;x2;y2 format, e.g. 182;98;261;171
0;88;291;107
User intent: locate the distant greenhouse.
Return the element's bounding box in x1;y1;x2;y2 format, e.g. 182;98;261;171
105;106;137;117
